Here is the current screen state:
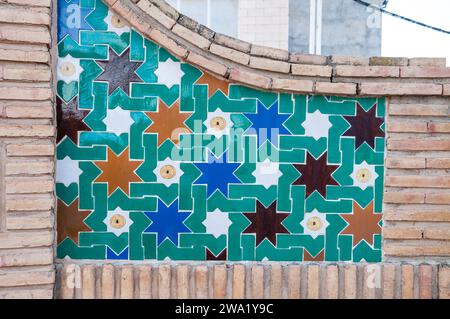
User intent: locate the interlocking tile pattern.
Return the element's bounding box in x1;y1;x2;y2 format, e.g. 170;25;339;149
56;0;385;261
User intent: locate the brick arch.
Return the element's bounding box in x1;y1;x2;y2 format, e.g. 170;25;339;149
105;0;449;96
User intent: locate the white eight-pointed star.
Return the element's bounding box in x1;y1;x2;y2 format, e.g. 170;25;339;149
202;209;232;238
103;208;133;237
153;158;183;187
104;11;131;35
350;161;379;190
57;54;84;84
56;156;83;187
204;109;233;138
102;106;134;135
300;209;329;239
252;159;282;189
154;59;185;89
302;110;332;141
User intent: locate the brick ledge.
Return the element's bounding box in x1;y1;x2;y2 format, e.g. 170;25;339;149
56;262;450;299
103;0;450;96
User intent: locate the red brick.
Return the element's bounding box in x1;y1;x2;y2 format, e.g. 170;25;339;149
401;66;450;78
314;82;357;95
172;24;211;50
385;176;450;188
426;158;450;169
336;65;399;77
229;68;271;89
213;265;227;299
409;57;446;67
383;226;423;239
385;157;426;169
388;103;448;116
249;56;290;73
419;265;433;299
195;265;208;298
401;264;415;299
210;43;250;64
388;139;450;151
291;64;332;77
360;83;442;96
186;52;228;77
271;78;314;93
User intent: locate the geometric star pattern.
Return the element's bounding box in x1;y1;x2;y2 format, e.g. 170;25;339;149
145;99;192;146
94;148;142;196
293;152;339;198
243;201;289;246
95;48;143;95
56;97;90;144
56;0;385;262
340;201;382;247
343;102;385;149
57;199;91;245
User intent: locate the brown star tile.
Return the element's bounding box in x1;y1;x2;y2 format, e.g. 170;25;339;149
94;147;143;195
57;198;91;245
243;201;289;246
293;152;339;198
145;99;192;145
340;201;382;246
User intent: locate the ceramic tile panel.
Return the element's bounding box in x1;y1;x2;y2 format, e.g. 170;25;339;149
56;0;385;262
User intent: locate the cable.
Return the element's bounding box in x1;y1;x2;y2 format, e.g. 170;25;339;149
354;0;450;35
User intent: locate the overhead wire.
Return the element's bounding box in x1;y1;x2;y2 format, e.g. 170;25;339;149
353;0;450;35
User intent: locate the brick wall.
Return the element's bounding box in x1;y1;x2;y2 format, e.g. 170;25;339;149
238;0;289;50
384;96;450;261
0;0;55;298
56;262;450;299
0;0;449;299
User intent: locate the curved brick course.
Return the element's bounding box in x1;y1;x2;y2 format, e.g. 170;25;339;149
103;0;450;96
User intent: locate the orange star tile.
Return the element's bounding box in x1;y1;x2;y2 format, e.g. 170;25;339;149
145;99;191;146
94;147;142;195
57;198;91;245
195;72;229;97
340;201;381;246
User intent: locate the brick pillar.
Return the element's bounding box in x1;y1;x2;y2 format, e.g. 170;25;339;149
0;0;55;298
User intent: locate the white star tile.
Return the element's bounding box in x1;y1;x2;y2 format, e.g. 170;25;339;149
57;55;83;84
302;110;332;140
300;209;329;239
103;208;133;237
104;11;131;35
153;158;183;187
154;59;184;88
103;106;134;135
56;156;83;187
350;161;379;190
202;209;232;238
252;159;282;189
204;109;233;138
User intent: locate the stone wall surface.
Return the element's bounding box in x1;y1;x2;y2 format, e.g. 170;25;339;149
0;0;56;298
0;0;449;299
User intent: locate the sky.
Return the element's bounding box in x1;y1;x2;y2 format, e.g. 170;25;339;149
381;0;450;65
